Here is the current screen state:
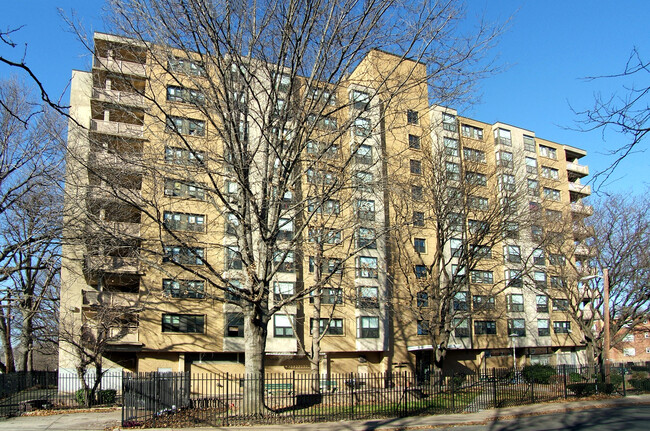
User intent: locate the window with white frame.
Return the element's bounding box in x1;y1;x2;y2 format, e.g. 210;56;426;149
356;256;378;278
494;128;512;146
525;156;538;174
442;113;456;131
507;294;524;312
623;348;636;356
274;314;294;337
358;316;379;338
444;137;459;156
273;281;295;301
539;145;557;159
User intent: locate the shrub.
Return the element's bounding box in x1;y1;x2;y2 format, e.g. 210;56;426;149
449;373;466;389
97;389;117;405
522;364;556;384
631;365;650;373
75;388;93;406
629;378;650;392
568;382;616;397
569;372;585;383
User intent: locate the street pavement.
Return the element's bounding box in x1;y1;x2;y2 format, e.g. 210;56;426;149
1;395;650;430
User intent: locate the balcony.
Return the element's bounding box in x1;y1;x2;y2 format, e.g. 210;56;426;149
88;220;141;238
84;255;143;275
91;119;144;138
94;56;146;77
566;162;589;178
82;290;139;308
574;243;595;257
92;88;145;108
573;224;595;240
86;185;142;203
107;326;140;345
88;150;144;174
571;202;594;216
568;182;591;196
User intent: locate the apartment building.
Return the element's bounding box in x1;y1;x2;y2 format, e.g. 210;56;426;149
60;32;593;378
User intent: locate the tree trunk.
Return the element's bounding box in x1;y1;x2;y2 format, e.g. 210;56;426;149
243;304;268;416
18;315;33;372
0;309;16;373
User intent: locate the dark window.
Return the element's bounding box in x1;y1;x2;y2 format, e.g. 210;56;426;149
414;238;426;253
357;286;379;308
357;227;377;249
407;110;419;125
413;211;425;227
225;313;244;337
409;134;421;149
310;318;344;335
414;265;427;279
166;115;205;136
163;246;205;265
417;320;429;335
473;295;495;310
163;211;206;232
358;316;379;338
162;314;204;333
164;179;206;199
165;146;205;166
536;295;549;313
454;319;470;338
411;185;423;200
416;291;429;307
453;291;469;311
310;288;343;305
163;279;205;299
553;298;569;311
553;321;571;334
508;319;526;337
410;159;422;175
474;320;497;335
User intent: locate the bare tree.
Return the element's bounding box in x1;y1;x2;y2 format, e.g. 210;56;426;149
64;0;501;413
576;48;650;189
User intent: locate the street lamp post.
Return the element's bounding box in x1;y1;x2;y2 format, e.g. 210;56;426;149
509;333;518;372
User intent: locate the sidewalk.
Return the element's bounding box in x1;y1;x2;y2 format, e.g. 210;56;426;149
1;395;649;431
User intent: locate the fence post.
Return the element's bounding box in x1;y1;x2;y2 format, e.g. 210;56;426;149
450;374;456;412
404;371;408;417
292;371;296;422
225;373;229;426
622;366;627;397
492;368;497;408
349;372;354;419
563;365;568;399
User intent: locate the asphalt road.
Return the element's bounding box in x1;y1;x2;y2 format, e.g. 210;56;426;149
439;404;650;431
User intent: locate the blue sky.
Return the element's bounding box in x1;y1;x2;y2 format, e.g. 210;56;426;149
2;1;648;195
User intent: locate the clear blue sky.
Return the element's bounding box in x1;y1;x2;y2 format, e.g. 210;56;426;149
2;0;648;195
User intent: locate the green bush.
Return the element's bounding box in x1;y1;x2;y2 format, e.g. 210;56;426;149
522;364;556;384
568;382;616;397
598;372;623;387
629;378;650;392
97;389;117;405
631;365;650;373
569;372;585;383
75;388;92;406
449;374;466;389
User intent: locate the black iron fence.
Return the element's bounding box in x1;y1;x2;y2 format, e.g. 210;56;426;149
121;364;644;428
0;371;122;417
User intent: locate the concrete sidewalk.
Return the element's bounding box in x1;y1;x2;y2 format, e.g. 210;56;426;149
1;395;650;431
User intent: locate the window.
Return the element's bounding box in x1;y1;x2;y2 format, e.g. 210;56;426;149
306;140;339;158
357;227;376;249
450;238;463;257
506;269;523;287
356;256;378;278
308;114;338;130
357;286;379;308
446;162;460;181
163;211;205;232
307;168;338;185
225;313;244;337
311;288;343;305
545;209;563;222
410;159;422;175
532;249;546;266
453;291;469;311
461;124;483;140
524;135;536;152
417;320;430;335
413;211;425;227
454;319;470;338
553;298;569;311
538;319;550;336
466;171;487;186
475;320;497;335
308;257;343;274
274;314;294;337
354;144;372;165
536;295;549;312
407;110;419;124
623;333;635;342
168;56;206;77
505;222;519;239
468;195;489;211
529;200;542;214
273;250;295;273
163;279;205;299
505;245;522;263
274;73;291;92
463;147;486;163
550;276;565;288
164;179;205;200
225;280;244;302
531;225;543;240
311;318;344;335
473;295;495;310
350;90;370;111
414;238;426;253
525;157;538;174
451;264;467;283
442;113;456;131
356;199;375;220
166;115;205;136
507;294;524;312
162;314;204;333
163;246;205;265
508;319;526;336
553;321;571;334
497;151;513;169
468;219;489;235
409;134;421;149
444;137;459;156
527;179;539;196
358;316;379;338
447;213;463;232
354;117;371;137
541;166;560;180
494;128;512;146
624;348;636;357
166;85;205;105
539;145;557;159
471;244;492;258
354;170;373;189
414;265;427;279
416;291;429;307
470;270;493;284
306;87;337;105
273;281;295;301
500;174;516;192
165;146;205;166
308;198;340;214
411;185;423;200
534;271;547;289
308;227;341;245
543;187;561;201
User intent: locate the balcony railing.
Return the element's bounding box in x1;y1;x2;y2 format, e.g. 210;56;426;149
573;224;595;240
88;150;144;174
92;88;144;107
91;119;144;138
82;290;139;308
86;185;142;203
94;56;146;77
89;220;141;238
568;182;591;196
574;243;595;257
570;202;594;216
84;255;143;275
566;162;589;177
107;326;140;344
